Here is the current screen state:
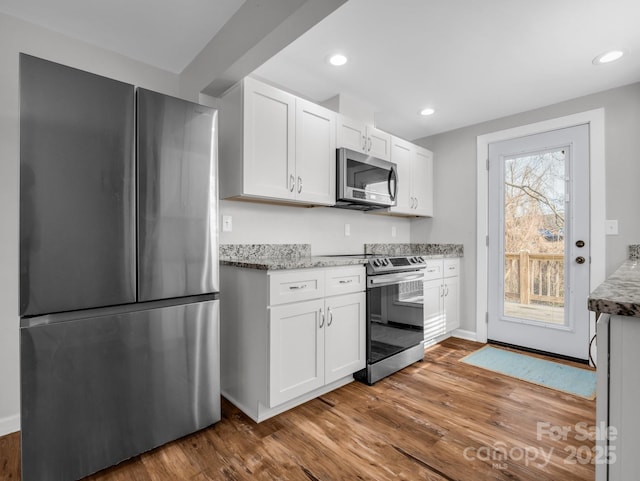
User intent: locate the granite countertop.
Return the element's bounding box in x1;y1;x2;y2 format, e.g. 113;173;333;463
588;257;640;318
219;243;464;271
219;255;368;271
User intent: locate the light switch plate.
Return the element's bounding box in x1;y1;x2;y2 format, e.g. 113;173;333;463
605;219;618;235
222;215;232;232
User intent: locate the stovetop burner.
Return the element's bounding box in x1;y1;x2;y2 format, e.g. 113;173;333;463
325;253;426;275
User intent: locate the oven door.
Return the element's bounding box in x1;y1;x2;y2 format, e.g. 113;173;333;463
367;271;425;364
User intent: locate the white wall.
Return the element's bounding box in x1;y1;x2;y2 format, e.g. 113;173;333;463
220;200;411;255
0;13;181;435
412;82;640;334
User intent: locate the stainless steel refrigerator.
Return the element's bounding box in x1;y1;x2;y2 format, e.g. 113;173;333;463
19;54;220;481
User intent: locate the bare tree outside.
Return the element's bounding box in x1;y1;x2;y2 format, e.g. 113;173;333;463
503;150;566;323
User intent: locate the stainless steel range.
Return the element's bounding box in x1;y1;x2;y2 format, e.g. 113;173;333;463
348;254;427;384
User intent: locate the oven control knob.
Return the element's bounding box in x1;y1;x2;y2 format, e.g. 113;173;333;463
417;256;425;263
409;257;415;263
382;258;389;266
373;259;381;267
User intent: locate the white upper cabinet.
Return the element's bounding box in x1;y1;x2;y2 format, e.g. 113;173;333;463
413;146;434;217
337;115;391;161
388;135;434;217
295;98;336;204
243;78;296;200
219;77;336;206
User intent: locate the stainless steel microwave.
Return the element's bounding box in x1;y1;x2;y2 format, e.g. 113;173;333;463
335;147;398;210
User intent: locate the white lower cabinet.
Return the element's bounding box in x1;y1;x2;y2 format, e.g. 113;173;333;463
269;299;325;407
423;258;461;342
221;264;365;422
269;292;365;407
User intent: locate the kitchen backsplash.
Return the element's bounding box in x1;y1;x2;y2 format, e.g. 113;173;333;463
220;244;311;259
365;243;463;257
220;243;464;259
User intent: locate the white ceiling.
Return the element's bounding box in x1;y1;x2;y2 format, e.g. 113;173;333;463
0;0;246;73
254;0;640;140
2;0;640;140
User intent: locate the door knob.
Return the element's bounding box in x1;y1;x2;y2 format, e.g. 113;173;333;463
576;256;586;264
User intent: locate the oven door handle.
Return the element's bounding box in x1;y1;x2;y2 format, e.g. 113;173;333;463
368;271;425;287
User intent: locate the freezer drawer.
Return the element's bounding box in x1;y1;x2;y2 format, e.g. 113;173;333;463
20;299;220;481
137;88;219;301
19;54;136;316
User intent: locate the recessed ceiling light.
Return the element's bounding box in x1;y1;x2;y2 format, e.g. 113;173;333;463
593;50;625;65
420;108;435;116
328;54;348;66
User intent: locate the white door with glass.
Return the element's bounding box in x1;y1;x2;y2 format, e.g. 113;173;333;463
487;124;590;360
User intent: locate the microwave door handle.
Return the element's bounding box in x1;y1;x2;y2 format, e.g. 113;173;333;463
388;165;398;201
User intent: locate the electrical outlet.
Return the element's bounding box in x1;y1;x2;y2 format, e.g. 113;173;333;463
222;215;232;232
605;220;618;236
344;223;351;236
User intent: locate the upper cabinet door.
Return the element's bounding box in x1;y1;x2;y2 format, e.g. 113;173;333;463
389;137;413;214
19;54;136;316
295;99;336;205
336;115;391;161
337;115;367;153
137;89;218;301
243;77;296;200
365;125;391;161
413;146;434;217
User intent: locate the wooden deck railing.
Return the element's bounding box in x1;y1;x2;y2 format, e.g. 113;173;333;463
505;251;564;306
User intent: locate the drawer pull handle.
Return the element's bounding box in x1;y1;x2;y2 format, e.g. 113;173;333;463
338;279;353;284
427;268;437;273
449;266;456;270
289;284;307;290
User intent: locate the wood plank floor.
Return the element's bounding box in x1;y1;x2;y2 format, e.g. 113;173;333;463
0;338;596;480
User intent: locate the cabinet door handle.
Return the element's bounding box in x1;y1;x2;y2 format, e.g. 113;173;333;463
319;308;325;328
367;137;372;152
414;197;419;209
327;307;333;326
440;285;445;297
338;279;353;284
445;285;449;296
362;135;367;151
289;284;307;290
289;174;295;192
297;176;302;194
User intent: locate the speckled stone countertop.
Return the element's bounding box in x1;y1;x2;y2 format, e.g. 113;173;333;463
588;248;640;317
219;242;463;271
365;243;464;257
219;244;367;271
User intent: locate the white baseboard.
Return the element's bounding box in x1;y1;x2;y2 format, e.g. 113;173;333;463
0;414;20;437
452;329;479;342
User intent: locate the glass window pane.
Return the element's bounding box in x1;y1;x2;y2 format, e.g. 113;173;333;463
503;150;566;325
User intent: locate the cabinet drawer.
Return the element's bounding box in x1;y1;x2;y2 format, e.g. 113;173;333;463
444;258;459;278
269;269;325;305
325;266;366;297
423;259;444;281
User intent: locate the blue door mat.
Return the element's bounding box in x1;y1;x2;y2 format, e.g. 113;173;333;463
460;346;596;399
